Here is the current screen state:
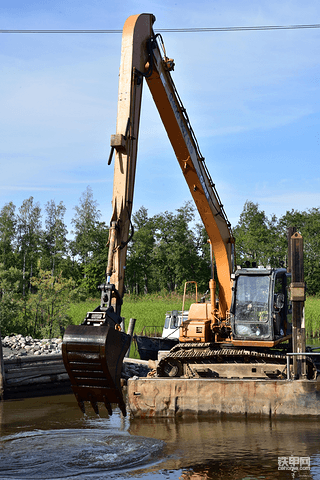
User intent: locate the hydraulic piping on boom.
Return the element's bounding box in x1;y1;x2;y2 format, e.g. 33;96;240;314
62;13;316;416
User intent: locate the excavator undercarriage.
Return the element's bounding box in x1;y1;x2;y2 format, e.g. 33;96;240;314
156;343;317;380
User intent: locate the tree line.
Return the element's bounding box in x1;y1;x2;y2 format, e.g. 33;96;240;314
0;185;319;337
233;201;320;296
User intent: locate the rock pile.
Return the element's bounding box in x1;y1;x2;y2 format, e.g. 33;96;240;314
1;334;62;358
1;334;151;379
2;335;150;381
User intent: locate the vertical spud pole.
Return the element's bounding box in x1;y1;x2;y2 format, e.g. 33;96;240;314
290;232;306;379
286;227;296;274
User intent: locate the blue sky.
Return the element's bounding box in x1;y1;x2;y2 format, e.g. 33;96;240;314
1;0;319;232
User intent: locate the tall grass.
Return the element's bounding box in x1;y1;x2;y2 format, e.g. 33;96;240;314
66;293;194;358
305;296;320;338
67;293;193;331
66;294;320;354
67;298;100;326
121;293;193;333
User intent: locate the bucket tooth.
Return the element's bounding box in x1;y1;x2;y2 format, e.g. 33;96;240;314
103;395;113;416
75;394;86;414
89;396;99;415
118;400;127;417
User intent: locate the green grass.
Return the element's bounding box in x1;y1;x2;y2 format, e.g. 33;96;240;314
121;293;194;358
67;293;193;329
66;294;320;358
121;293;193;333
67;298;101;326
66;293;194;358
305;296;320;338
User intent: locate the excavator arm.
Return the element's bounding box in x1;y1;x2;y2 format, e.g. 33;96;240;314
106;14;154;300
63;13;235;416
107;13;234;317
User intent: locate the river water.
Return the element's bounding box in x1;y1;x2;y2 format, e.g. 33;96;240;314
1;393;320;480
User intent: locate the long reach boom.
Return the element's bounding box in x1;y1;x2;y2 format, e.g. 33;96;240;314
107;13;234;318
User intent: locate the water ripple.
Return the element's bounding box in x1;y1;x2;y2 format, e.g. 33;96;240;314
0;429;165;479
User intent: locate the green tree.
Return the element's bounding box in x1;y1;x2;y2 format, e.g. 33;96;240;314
29;270;76;338
303;208;320;295
125;203;211;295
126;207;156;294
279;208;320;295
233;201;280;268
81;221;109;296
16;197;42;296
152;202;200;292
193;222;212;292
70;186;102;266
42;200;68;276
0;264;22;335
0;202;17;269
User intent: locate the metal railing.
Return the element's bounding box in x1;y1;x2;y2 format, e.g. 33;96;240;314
138;326;163;337
286;351;320;380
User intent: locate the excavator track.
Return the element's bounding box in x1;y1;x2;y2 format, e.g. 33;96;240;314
157;343;317;380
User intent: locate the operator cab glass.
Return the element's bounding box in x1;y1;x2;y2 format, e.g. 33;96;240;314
235;275;269;322
232;273;271;340
231;268;289;341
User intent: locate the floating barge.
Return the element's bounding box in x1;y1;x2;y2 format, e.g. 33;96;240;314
3;352;320;417
127;377;320;417
2;354;72;400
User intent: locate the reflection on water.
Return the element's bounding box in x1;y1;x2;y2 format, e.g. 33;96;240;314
0;394;320;479
130;416;319;479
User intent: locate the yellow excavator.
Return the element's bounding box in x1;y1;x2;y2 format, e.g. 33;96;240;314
62;13;315;416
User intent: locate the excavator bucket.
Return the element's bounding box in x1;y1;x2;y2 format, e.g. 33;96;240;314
62;323;130;416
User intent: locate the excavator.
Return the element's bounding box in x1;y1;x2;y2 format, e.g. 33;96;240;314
62;13;316;416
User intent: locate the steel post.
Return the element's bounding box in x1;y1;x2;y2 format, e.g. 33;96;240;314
290;232;306;379
125;318;136;358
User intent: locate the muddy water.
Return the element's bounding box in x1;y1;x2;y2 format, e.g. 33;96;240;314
0;394;320;480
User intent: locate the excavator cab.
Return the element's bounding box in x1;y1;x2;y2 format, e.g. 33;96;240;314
230;267;291;343
62;283;130;416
